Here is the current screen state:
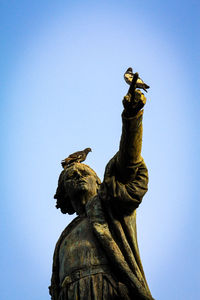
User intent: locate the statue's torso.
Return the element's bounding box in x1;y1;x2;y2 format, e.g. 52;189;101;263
59;216;108;284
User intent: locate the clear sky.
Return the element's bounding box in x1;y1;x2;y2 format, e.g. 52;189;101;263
1;1;199;299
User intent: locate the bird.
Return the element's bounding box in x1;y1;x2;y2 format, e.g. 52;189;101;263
124;67;150;92
61;148;92;168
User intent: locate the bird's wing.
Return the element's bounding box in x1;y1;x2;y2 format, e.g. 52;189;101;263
68;151;82;159
136;78;144;84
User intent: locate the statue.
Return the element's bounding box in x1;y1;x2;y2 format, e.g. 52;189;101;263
49;72;154;300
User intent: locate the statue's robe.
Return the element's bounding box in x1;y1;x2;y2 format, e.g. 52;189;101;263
49;110;154;300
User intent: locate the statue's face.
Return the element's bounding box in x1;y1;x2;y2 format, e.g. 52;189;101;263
64;163;100;215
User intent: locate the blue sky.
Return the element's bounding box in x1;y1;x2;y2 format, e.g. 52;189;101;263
1;1;199;299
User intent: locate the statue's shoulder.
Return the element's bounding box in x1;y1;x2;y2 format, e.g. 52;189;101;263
56;216;82;246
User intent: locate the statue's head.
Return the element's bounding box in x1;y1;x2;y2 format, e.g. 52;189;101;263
54;163;101;215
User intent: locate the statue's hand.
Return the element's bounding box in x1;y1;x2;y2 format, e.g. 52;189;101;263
123;90;146;114
123;72;146;116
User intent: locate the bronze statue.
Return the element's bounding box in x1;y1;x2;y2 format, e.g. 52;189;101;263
49;72;154;300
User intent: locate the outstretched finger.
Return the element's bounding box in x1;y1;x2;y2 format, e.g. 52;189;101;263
128;72;139;96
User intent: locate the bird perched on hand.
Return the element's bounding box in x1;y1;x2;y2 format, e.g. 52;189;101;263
124;67;150;92
61;148;92;168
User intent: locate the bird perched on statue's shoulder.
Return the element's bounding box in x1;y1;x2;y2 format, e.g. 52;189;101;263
61;148;92;168
124;67;150;92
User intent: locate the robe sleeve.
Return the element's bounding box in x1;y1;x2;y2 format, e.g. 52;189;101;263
117;109;144;181
100;109;148;215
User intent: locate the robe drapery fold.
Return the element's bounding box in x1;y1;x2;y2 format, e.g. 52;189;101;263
86;157;153;300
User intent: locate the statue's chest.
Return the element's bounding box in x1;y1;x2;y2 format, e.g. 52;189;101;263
59;217;108;283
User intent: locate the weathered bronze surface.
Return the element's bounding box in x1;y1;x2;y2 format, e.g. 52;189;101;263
49;73;154;300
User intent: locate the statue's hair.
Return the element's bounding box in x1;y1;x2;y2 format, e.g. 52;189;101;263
54;163;101;215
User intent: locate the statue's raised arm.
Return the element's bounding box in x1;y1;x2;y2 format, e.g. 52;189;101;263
118;72;146;177
100;72;149;216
